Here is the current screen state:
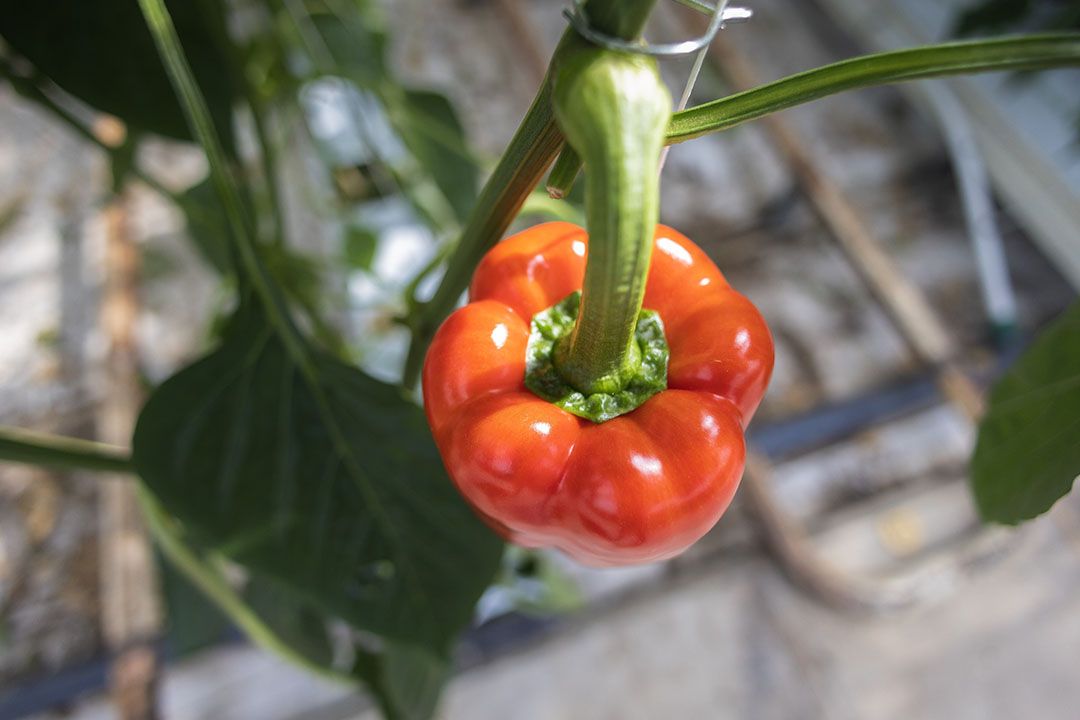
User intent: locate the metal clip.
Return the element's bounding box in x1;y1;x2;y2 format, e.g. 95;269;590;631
563;0;752;58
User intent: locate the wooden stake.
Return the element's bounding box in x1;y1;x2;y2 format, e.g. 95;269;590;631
96;115;162;720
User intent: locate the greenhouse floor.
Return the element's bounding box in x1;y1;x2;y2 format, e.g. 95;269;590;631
33;489;1080;720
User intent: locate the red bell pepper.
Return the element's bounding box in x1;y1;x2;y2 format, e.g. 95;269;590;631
423;222;773;566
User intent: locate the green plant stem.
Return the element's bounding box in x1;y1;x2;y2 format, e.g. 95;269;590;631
0;426;133;473
546;146;582;199
243;69;288;249
668;33;1080;143
552;44;671;395
401;0;660;390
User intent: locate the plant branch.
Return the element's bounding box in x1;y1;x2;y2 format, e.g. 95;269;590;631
668;33;1080;143
0;59;181;203
0;425;133;474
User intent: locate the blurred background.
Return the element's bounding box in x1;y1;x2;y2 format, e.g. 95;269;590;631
1;0;1079;718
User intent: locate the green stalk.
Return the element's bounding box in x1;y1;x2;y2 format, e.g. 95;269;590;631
546;145;582;199
246;87;288;249
551;41;671;394
401;0;660;390
0;426;133;474
668;33;1080;143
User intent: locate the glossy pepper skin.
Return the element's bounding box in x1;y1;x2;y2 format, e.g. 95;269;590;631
422;222;773;566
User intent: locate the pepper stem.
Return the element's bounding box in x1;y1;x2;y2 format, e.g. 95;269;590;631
551;41;672;395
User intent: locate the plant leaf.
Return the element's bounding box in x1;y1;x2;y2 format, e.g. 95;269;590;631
392;88;480;224
0;0;237;151
147;491;443;717
345;226;380;272
179;178;232;273
972;302;1080;524
354;643;449;720
305;11;480;227
132;305;503;651
157;550;231;656
242;576;336;666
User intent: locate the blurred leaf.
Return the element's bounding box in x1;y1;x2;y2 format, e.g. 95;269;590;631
972;302;1080;523
158;549;231;656
179;178;232;273
306;12;480;226
148;492;425;720
307;9;387;87
180;178;345;353
159;528;337;665
262;243;324;316
354;642;449;720
391;89;480;223
0;0;237;151
132;304;503;651
345;226;379;271
243;575;335;666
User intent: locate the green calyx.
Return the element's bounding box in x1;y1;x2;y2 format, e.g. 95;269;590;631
550;36;672;398
526;292;669;423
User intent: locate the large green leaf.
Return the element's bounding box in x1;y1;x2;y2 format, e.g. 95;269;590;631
158;550;231;656
0;0;236;149
972;302;1080;524
132;306;503;650
145;491;447;718
243;575;336;666
159;548;335;662
178;178;232;273
354;643;449;720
